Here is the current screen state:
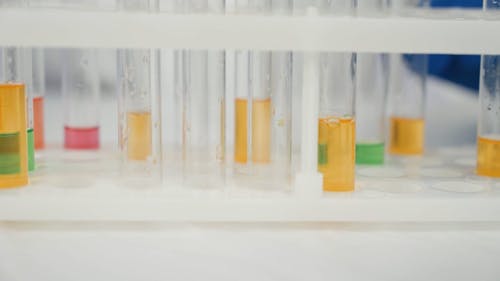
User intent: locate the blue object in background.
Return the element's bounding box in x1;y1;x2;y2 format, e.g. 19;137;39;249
427;0;482;90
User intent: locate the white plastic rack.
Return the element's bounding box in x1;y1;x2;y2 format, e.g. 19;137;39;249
0;8;499;223
0;10;499;53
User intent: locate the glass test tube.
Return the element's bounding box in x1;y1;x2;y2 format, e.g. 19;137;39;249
477;0;500;177
175;0;226;188
0;84;28;188
117;0;161;183
233;0;292;188
1;47;35;171
32;48;45;150
318;52;356;192
298;1;356;192
354;0;388;165
62;49;100;150
387;1;428;156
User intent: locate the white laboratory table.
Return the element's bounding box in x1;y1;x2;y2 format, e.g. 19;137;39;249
0;222;499;281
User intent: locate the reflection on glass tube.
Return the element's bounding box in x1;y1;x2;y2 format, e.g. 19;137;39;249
0;84;28;188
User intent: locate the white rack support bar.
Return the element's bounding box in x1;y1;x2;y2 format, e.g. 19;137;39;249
0;10;499;54
1;195;500;222
295;51;323;197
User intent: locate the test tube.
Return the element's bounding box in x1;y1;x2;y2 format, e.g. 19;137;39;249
313;0;355;192
117;0;161;183
234;0;271;165
62;49;100;150
233;0;292;188
318;53;356;192
477;0;500;177
0;84;28;188
1;47;35;171
387;1;428;156
354;0;388;165
174;0;225;188
32;48;45;150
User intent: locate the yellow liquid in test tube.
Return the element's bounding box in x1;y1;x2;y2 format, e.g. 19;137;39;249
235;98;248;163
252;98;271;163
234;98;271;164
477;136;500;178
0;84;28;188
127;112;152;161
318;117;355;192
389;116;424;155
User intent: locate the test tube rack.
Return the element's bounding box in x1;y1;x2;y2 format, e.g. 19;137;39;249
0;8;499;222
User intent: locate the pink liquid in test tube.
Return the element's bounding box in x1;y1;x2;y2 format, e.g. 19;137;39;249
64;126;99;149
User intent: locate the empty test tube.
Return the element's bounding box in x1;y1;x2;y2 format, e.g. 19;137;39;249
62;49;100;150
354;0;388;165
477;0;500;177
117;0;161;183
0;84;28;188
175;0;226;188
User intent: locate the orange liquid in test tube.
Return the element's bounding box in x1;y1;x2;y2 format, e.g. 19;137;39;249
234;98;271;164
127;112;152;161
252;98;271;164
33;96;44;149
389;116;424;155
477;136;500;178
318;117;355;192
